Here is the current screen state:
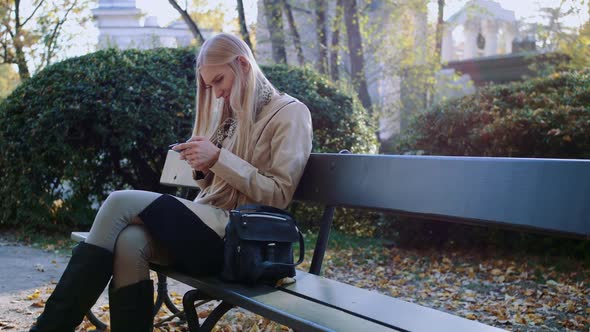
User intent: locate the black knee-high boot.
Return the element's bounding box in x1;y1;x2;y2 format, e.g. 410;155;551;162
109;279;154;332
30;242;113;332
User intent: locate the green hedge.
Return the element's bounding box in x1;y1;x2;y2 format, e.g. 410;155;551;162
0;48;196;230
395;69;590;158
0;48;377;231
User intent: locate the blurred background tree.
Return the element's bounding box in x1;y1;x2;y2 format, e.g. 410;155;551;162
0;0;91;81
556;1;590;69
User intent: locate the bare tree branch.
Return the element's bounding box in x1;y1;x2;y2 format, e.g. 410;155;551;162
167;0;204;44
44;0;77;67
21;0;46;27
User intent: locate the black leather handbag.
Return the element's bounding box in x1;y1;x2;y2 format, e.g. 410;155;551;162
221;205;304;284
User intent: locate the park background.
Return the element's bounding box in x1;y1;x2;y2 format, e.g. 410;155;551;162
1;0;589;331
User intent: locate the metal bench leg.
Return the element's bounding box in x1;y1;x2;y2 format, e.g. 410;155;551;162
181;289;233;332
200;301;234;331
153;272;182;316
183;289;215;332
86;309;107;331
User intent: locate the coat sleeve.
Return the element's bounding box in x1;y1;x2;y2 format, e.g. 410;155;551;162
208;103;313;208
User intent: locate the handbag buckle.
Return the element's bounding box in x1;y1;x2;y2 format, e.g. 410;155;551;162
266;242;276;262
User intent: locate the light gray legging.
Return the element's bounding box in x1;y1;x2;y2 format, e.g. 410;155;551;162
85;190;185;289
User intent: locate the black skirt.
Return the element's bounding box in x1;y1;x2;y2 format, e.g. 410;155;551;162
138;194;224;276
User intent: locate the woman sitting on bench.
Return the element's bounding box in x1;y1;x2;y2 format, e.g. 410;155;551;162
30;33;313;332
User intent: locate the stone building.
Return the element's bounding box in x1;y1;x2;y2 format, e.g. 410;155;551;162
441;0;517;61
92;0;194;50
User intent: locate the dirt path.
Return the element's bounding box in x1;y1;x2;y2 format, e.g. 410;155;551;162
0;240;71;330
0;238;196;331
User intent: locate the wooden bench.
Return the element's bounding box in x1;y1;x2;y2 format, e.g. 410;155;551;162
72;151;590;331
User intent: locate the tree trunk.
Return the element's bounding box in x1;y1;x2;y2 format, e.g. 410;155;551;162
330;0;343;81
343;0;372;113
167;0;205;44
236;0;253;50
13;0;30;80
435;0;445;62
283;0;304;65
315;0;328;74
14;46;30;80
263;0;287;63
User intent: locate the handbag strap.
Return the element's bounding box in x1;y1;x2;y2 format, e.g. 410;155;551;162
262;230;305;268
295;231;305;265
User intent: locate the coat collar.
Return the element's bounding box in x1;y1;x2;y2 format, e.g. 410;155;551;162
256;93;295;122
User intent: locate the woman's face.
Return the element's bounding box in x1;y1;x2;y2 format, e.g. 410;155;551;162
200;64;235;101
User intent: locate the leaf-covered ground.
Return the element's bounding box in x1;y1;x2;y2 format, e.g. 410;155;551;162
8;232;589;332
318;245;589;331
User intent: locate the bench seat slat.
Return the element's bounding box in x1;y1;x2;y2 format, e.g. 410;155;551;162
158;266;399;332
284;270;503;332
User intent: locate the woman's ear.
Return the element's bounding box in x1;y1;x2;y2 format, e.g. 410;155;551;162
237;55;250;74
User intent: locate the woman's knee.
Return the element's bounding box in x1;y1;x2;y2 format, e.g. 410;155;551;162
102;190;136;213
114;225;151;261
102;190;162;221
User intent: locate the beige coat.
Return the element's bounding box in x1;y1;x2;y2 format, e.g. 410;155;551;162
179;93;313;237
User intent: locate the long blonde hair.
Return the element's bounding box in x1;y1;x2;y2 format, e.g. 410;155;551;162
193;33;276;209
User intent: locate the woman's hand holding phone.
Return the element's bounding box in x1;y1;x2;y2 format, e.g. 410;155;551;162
169;137;220;173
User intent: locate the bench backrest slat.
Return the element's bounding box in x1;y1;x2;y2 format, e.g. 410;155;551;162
160;151;590;237
294;153;590;238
